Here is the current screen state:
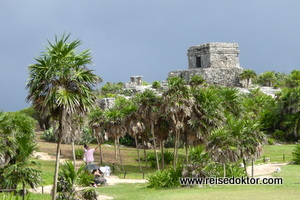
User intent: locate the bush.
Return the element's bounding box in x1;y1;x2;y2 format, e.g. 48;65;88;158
152;81;161;89
75;148;85;160
163;150;174;165
56;162;94;199
119;134;135;147
164;136;184;148
292;145;300;164
147;166;182;188
81;188;98;200
41;127;57;142
225;163;246;177
145;151;174;168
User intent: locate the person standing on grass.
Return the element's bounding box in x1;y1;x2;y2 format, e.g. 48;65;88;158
84;144;98;164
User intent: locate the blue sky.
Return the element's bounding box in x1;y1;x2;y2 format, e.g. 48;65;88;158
1;0;299;111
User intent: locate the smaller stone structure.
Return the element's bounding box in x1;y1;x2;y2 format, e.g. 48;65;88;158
125;76;143;88
97;98;115;110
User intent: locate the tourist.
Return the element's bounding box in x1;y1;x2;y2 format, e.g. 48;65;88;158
84;144;98;164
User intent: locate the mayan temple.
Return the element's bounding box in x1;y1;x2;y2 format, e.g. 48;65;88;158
169;42;244;87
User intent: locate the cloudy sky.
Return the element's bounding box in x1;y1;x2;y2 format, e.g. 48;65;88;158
1;0;299;111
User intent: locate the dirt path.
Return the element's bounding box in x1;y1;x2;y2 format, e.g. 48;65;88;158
246;163;287;178
29;175;146;200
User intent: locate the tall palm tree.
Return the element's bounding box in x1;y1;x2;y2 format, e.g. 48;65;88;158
189;86;225;148
209;115;265;174
89;107;106;165
135;89;162;170
240;69;257;88
26;33;101;200
161;77;194;169
154;115;170;170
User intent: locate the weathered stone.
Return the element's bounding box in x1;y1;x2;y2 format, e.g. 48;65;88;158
97;98;115;110
169;42;244;87
124;76;143;89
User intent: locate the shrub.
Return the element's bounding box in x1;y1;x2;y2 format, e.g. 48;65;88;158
81;188;98;200
145;151;174;168
56;162;94;199
152;81;161;89
267;137;276;145
292;145;300;164
163;150;174;165
41;127;57;142
75;148;85;160
225;163;246;177
164;135;184;148
119;134;135;147
147;165;182;188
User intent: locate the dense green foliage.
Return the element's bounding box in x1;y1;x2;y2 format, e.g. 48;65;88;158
0;112;41;196
152;81;161;89
56;162;95;200
292;145;300;164
147;165;182;188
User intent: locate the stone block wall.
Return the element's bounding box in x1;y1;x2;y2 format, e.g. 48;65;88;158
169;67;243;87
188;42;240;69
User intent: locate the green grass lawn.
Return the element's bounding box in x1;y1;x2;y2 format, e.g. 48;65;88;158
257;144;296;163
97;164;300;200
1;144;298;200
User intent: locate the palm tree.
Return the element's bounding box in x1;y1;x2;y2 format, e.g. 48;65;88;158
257;71;276;87
105;113;126;170
89;108;106;165
26;33;101;200
240;69;257;88
135;89;162;170
161;77;194;169
154;115;170;170
189;86;225;148
208;115;265;174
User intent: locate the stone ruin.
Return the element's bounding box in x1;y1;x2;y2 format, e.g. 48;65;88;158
169;42;244;87
124;76;153;93
97;98;115;110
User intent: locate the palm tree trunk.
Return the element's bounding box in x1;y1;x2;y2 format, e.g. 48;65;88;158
185;134;188;164
99;142;103;165
135;135;142;172
117;137;124;171
143;140;148;168
173;129;179;169
185;142;189;164
160;140;165;170
243;158;247;176
72;139;76;168
241;151;247;176
22;183;25;200
114;138;118;159
151;122;160;170
95;133;102;165
52;134;62;200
